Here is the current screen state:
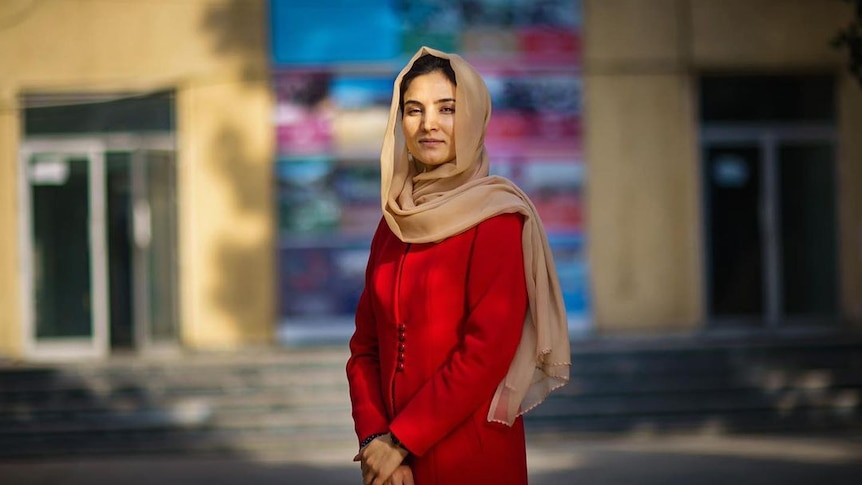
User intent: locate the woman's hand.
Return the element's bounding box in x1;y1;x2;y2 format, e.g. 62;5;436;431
384;465;414;485
353;434;409;485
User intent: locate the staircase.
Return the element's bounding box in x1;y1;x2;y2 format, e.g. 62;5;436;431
0;347;357;460
530;333;862;434
1;335;861;460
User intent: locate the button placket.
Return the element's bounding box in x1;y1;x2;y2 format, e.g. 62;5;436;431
396;322;406;372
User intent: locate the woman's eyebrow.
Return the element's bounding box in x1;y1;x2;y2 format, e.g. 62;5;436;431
404;98;456;106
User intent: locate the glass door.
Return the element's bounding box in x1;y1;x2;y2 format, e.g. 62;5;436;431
102;142;179;351
702;127;839;330
703;143;765;324
778;141;839;322
21;140;109;359
131;147;179;349
21;136;178;359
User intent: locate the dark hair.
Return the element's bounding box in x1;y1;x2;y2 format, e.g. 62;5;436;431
399;55;457;113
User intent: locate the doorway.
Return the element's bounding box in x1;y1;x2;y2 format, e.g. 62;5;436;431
20;136;179;359
701;126;839;329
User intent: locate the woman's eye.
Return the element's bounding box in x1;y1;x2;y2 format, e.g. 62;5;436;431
441;106;455;114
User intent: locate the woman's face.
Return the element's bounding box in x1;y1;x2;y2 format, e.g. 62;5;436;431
401;70;457;168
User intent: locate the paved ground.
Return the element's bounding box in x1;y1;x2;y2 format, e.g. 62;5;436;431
1;431;861;484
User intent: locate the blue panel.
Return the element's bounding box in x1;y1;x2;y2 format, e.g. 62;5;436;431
329;77;393;109
270;0;400;65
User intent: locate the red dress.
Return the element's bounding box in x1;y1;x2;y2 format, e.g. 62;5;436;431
347;213;529;485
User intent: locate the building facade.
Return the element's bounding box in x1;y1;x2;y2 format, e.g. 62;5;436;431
584;0;862;335
0;0;275;359
0;0;859;361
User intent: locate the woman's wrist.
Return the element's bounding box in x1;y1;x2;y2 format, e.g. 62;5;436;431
359;432;386;450
388;432;411;456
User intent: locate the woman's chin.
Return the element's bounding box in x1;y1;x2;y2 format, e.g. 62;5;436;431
417;157;453;169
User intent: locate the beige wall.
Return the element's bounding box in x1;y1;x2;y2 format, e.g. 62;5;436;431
584;73;700;332
177;79;275;349
691;0;850;70
0;92;22;357
584;0;859;332
584;0;701;332
0;0;274;357
584;0;684;68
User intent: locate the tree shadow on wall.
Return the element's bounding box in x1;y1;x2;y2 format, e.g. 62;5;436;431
202;0;269;83
206;124;274;340
199;0;276;344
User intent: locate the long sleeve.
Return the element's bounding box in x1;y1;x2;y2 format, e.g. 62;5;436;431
346;222;391;444
388;213;527;456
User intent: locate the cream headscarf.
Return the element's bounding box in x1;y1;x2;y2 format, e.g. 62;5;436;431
380;46;571;425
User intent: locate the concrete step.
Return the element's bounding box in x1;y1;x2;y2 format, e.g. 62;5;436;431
1;337;861;459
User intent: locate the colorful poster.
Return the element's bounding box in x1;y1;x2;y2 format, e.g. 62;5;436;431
271;0;588;333
274;72;333;156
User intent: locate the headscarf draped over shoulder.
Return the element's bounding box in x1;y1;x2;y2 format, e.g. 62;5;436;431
381;46;570;425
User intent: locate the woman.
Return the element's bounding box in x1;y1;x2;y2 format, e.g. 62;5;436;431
346;46;570;485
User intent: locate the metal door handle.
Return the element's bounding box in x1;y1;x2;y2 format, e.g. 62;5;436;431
133;201;152;248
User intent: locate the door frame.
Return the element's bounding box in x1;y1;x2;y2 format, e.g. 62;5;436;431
19;134;175;360
700;123;839;331
20;138;109;360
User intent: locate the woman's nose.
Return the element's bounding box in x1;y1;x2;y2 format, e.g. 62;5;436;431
422;112;437;131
